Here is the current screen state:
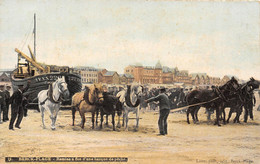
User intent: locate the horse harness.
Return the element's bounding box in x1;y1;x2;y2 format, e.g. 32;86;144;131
125;85;141;108
39;82;65;105
74;86;103;108
214;87;227;102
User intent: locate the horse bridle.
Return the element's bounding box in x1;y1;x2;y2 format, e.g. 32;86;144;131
51;81;69;103
57;81;68;94
94;88;104;103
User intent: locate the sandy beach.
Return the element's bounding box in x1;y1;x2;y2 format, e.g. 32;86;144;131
0;96;259;164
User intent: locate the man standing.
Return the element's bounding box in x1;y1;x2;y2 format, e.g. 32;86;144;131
0;85;7;124
177;88;185;107
145;87;171;135
9;81;30;130
3;85;11;121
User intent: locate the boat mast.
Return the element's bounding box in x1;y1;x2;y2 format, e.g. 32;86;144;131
34;13;36;59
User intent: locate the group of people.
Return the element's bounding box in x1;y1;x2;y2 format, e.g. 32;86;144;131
0;81;30;130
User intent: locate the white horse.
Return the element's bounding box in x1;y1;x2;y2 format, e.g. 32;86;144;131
116;83;143;131
38;77;70;130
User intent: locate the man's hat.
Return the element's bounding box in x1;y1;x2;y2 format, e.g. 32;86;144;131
6;85;11;88
159;87;166;92
0;85;4;88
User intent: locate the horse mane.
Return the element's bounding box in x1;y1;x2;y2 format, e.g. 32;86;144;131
125;85;140;108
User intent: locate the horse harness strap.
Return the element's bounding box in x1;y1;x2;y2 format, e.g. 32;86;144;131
215;87;227;102
39;83;62;105
75;99;84;108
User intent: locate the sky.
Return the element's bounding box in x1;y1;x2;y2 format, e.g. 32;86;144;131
0;0;259;80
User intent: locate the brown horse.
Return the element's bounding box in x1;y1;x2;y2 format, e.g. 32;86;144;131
71;83;104;129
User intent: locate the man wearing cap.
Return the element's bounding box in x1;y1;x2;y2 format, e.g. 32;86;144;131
145;87;171;135
3;85;11;121
9;81;30;130
0;85;7;124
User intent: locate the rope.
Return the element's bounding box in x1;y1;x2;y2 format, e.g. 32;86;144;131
169;97;220;112
19;19;34;51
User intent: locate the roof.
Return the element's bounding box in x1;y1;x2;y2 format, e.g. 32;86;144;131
124;74;134;78
144;66;154;70
74;66;98;71
120;74;133;78
104;71;117;76
190;73;208;78
0;72;10;77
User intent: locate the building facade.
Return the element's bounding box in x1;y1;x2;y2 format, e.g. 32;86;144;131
74;67;99;84
98;69;120;84
120;74;134;85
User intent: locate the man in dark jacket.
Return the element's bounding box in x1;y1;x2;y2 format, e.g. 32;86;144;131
145;87;171;135
3;85;11;121
0;85;6;124
9;81;30;130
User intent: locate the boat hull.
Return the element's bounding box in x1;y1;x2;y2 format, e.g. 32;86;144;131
11;72;82;107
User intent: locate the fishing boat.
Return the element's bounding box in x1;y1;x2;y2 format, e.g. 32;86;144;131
11;14;82;107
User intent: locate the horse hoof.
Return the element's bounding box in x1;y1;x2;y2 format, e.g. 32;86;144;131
218;124;221;127
125;128;128;132
51;127;56;130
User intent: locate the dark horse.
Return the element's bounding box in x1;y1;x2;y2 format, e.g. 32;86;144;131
186;77;239;126
99;92;123;131
226;77;259;123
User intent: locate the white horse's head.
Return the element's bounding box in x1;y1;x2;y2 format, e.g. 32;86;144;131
131;83;143;97
130;83;143;104
55;77;70;100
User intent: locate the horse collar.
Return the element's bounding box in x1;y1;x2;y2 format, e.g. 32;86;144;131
48;83;62;104
125;86;140;108
84;87;96;105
